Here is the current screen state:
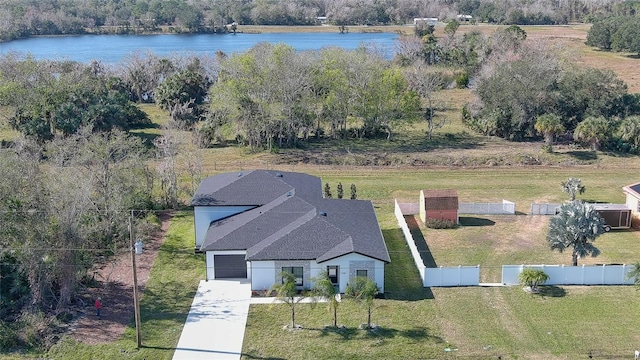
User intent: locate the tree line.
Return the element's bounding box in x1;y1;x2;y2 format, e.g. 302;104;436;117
461;36;640;151
586;15;640;55
0;54;208;350
0;0;633;42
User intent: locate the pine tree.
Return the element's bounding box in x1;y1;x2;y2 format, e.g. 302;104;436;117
324;183;332;198
337;182;344;199
350;183;357;199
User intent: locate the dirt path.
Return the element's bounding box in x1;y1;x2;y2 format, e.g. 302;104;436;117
69;213;172;345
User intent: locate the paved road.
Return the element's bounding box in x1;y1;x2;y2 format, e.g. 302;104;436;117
173;279;251;360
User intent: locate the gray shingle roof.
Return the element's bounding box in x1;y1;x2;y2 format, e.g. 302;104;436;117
194;170;390;263
190;170;321;206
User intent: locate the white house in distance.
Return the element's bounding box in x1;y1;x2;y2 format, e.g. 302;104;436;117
414;17;438;26
190;170;390;293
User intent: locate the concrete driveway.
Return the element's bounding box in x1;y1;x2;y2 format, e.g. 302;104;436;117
173;279;251;360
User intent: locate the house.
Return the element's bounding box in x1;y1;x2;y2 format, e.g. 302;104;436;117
622;181;640;227
191;170;390;293
414;17;438;26
419;189;459;224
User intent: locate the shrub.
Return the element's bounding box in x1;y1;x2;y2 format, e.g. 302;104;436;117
424;218;459;229
455;71;469;88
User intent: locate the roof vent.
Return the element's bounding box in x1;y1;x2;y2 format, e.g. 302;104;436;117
275;173;283;177
238;172;243;177
319;211;327;216
287;191;293;197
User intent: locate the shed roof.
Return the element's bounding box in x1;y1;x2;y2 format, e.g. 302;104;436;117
422;189;459;210
623;182;640;199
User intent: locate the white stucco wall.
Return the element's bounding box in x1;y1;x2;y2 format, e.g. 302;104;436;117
314;253;385;293
250;260;276;291
194;205;253;247
205;250;248;280
626;193;640;213
249;254;386;293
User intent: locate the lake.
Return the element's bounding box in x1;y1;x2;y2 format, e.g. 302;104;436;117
0;32;399;64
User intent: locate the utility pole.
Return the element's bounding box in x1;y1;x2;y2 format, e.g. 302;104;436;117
130;211;142;348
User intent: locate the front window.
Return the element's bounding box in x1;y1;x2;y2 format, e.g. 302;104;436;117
356;270;368;278
282;266;303;286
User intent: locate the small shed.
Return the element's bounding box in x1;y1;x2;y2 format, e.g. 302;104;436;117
591;204;632;231
419;189;459;224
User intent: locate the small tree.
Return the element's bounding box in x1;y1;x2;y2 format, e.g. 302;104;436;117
337;182;344;199
518;268;549;293
444;19;460;39
270;271;305;329
547;200;605;266
324;183;332;198
561;177;585;201
626;261;640;289
350;183;357;200
573;116;611;151
311;271;339;327
534;114;565;150
345;277;379;329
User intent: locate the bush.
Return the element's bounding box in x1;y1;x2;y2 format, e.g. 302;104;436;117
424;218;459;229
455;71;469;89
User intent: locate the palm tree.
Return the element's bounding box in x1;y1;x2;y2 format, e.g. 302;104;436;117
518;268;550;292
270;271;305;329
345;277;379;329
626;261;640;288
311;271;340;327
534;114;565;148
561;177;585;201
573;116;611;151
547;200;605;266
617;116;640;152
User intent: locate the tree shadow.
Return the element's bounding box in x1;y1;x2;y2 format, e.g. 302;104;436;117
315;325;444;344
538;285;566;298
565;150;597;161
242;352;286;360
459;217;495;227
624;54;640;59
316;326;360;340
366;325;445;344
130;131;162;147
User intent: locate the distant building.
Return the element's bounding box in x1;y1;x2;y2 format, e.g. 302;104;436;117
414;17;438;26
316;16;328;25
457;14;473;22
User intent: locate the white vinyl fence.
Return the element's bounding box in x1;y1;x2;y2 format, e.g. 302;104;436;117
530;203;561;215
502;264;635;286
397;202;419;215
394;200;480;287
395;200;425;282
459;200;515;215
424;266;480;287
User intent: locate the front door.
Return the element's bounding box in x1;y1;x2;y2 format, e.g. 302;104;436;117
327;266;339;291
